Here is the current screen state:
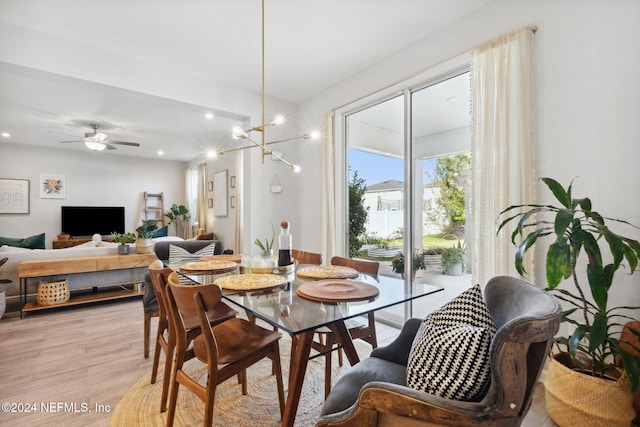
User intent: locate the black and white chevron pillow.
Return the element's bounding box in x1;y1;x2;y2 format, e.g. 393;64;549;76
169;243;216;285
407;284;496;401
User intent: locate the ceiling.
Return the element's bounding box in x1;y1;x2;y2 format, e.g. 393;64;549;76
0;0;490;161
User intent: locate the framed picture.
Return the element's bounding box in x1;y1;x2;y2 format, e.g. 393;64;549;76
208;198;213;208
230;196;235;209
207;181;213;192
213;170;228;217
0;178;30;214
230;175;236;188
40;174;66;199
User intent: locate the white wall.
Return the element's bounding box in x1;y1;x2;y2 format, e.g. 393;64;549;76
0;142;187;248
295;0;640;308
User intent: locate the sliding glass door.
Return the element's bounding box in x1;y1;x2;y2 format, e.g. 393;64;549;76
344;69;471;326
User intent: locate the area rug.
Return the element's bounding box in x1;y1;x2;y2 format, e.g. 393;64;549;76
110;335;371;426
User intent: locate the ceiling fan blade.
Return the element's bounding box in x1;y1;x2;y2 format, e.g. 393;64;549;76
110;140;140;147
48;130;81;138
105;143;117;150
59;140;83;143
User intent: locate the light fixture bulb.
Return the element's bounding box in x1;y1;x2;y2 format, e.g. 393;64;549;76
310;131;320;140
207;150;218;158
232;125;246;139
272;114;285;126
205;112;214;120
292;164;301;173
85;141;107;151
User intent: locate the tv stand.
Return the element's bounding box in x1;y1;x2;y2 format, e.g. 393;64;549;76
53;238;114;249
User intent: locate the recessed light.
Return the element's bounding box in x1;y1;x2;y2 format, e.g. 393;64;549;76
1;132;10;138
158;150;164;156
207;150;218;158
205;113;214;120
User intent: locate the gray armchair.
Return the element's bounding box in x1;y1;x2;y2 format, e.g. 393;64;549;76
143;239;223;358
316;276;561;427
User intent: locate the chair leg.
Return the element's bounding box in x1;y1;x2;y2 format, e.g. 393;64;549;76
165;351;184;427
272;343;286;417
324;335;335;398
160;339;175;412
367;312;378;349
144;312;152;359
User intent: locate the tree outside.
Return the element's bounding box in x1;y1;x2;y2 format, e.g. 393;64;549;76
431;153;470;235
348;169;369;257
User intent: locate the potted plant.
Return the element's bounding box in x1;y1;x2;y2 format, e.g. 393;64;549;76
113;232;136;255
441;240;465;275
135;219;158;254
497;177;640;426
165;204;190;238
423;247;444;270
0;257;11;320
255;223;275;257
391;250;425;280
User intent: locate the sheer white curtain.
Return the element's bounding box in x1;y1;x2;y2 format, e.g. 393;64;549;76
196;162;207;235
321;113;339;262
470;27;536;286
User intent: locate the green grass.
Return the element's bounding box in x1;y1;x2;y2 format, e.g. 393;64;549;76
357;234;464;261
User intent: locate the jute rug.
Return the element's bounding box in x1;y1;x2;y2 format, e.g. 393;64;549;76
110;335;371;426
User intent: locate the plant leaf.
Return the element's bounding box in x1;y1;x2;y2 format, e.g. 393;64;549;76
589;312;608;353
546;240;570;289
541;177;570;208
568;325;588;360
554;209;574;238
587;263;608;311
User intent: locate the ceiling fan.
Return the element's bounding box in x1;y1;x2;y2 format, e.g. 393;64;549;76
54;124;140;151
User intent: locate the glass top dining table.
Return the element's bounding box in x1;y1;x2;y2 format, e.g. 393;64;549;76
173;263;442;427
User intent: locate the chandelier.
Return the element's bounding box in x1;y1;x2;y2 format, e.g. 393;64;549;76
217;0;318;172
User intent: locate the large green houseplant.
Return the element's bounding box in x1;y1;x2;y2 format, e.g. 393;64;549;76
497;178;640;418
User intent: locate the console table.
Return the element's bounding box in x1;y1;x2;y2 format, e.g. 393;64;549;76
19;253;157;317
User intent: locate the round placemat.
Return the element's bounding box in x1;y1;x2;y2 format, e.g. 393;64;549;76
296;265;359;280
214;273;287;291
179;260;239;274
296;279;379;302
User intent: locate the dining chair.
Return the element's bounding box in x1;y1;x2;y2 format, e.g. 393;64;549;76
165;276;286;427
292;249;323;265
148;268;237;413
311;256;380;397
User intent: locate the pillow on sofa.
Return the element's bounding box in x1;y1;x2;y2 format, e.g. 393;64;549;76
0;233;46;249
151;226;168;238
169;242;217;284
406;284;496;401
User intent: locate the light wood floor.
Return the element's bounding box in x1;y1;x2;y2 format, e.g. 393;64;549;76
0;298;555;426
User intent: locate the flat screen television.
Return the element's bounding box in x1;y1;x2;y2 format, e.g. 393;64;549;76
61;206;125;237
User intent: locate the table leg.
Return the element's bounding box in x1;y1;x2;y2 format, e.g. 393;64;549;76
282;330;314;427
328;320;361;366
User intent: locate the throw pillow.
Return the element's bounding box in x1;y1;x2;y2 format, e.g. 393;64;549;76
0;233;46;249
168;243;217;285
406;284;497;401
151;226;168;238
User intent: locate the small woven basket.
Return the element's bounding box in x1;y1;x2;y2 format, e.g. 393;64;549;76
36;279;70;306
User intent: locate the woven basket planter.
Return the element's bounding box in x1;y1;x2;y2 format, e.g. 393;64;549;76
545;353;634;427
37;279;70;306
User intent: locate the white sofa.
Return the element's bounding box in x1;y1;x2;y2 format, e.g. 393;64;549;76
0;235;184;301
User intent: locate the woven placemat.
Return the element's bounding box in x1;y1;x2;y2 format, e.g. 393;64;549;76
296;265;359;280
214;273;287;291
297;279;379;302
179;260;239;274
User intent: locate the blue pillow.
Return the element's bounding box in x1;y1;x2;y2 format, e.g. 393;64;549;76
150;226;168;238
0;233;46;249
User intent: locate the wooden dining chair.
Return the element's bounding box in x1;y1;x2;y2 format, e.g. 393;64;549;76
148;268;237;413
292;249;323;265
165;276;286;427
311;256;381;397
